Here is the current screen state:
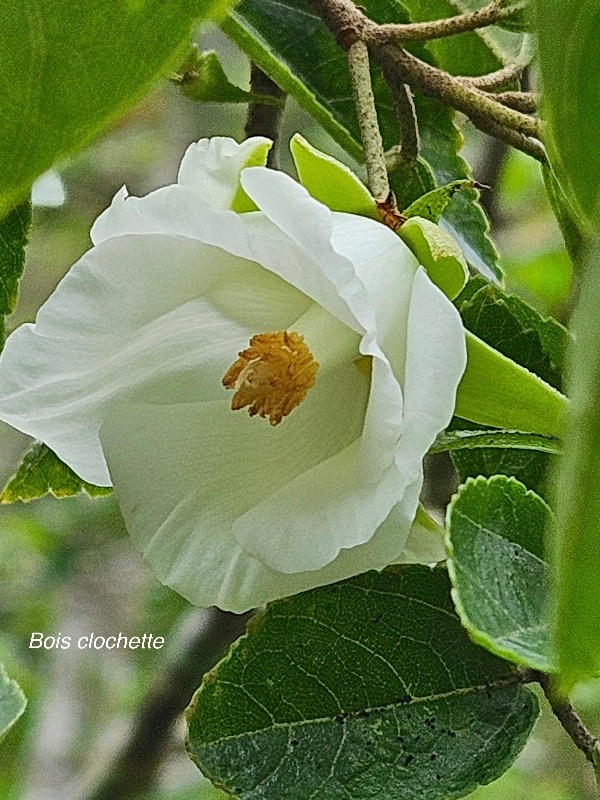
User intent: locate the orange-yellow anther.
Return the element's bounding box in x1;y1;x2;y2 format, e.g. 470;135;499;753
222;331;319;425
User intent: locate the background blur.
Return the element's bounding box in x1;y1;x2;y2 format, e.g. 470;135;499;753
0;22;592;800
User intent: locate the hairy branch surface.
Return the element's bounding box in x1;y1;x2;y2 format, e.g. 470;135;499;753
309;0;543;162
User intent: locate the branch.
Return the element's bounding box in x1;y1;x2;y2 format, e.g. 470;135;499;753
347;39;390;201
308;0;544;162
489;91;537;114
245;65;286;168
537;673;599;765
81;608;251;800
374;1;524;42
381;66;420;163
376;44;540;140
468;113;546;163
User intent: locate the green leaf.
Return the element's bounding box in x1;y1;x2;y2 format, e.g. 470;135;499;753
290;133;379;218
174;48;282;105
431;428;561;456
399;216;469;299
0;441;112;504
187;566;538;800
402;179;476;222
447;476;553;671
542;164;587;263
0;664;26;742
223;0;502;280
552;230;600;689
0;200;31;347
0;0;230;217
534;0;600;224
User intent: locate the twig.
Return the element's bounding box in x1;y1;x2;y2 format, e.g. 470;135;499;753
244;65;286;168
308;0;543;162
347;39;390;201
457;62;526;91
375;1;524;42
377;44;540;140
458;35;535;91
535;673;599;766
81;608;252;800
468;113;546;163
489;90;537;114
381;66;420;163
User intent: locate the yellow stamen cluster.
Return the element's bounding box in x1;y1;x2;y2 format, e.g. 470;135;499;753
222;331;319;426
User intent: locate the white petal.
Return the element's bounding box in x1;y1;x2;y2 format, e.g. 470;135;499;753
177;136;271;207
91;137;271;244
100;401;422;611
0;234;309;485
398;268;467;462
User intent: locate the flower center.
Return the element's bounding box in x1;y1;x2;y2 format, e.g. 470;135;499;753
222;331;319;426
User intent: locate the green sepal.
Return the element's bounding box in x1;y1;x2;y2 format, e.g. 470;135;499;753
290;134;378;219
174;48;283;106
0;441;112;504
400;217;469;299
456;331;567;439
401;179;476;223
230;140;273;213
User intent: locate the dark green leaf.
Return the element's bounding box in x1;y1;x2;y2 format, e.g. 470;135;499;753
389;157;436;212
0;441;112;504
431;428;561;455
534;0;600;224
187;566;538;800
0;0;230;216
0;664;26;742
0;200;31;347
224;0;502;280
447;476;552;671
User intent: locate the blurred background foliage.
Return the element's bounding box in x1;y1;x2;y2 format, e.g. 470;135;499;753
0;21;592;800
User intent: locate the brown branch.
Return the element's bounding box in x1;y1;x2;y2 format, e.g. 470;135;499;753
347;39;390;201
536;673;598;765
468;113;546;163
374;1;524;42
245;65;286;168
375;44;540;139
308;0;543;162
381;66;420;163
489;90;537;114
80;609;252;800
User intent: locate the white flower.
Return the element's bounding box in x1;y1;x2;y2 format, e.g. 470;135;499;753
0;137;466;611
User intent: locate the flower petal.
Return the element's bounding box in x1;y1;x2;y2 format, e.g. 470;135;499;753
177;136;272;210
398;267;467;462
100;400;422;611
0;234;309;485
91;136;271;244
